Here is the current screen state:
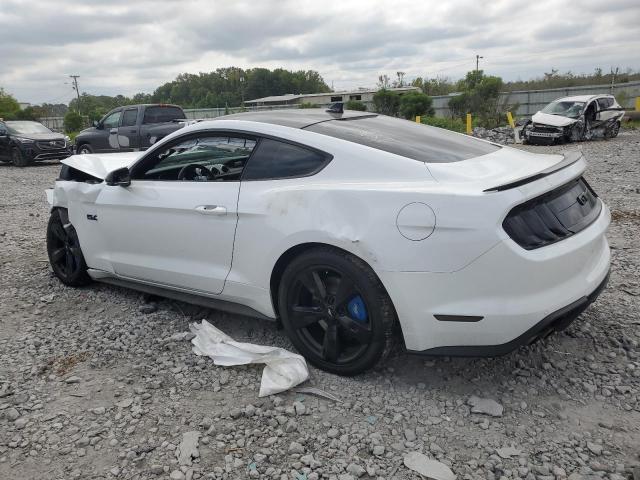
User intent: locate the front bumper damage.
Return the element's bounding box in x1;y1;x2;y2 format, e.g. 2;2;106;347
522;121;583;145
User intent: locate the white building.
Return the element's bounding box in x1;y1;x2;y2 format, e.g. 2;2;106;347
244;87;420;108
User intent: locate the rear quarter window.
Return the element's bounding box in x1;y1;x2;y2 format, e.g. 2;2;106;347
143;106;185;124
243;138;331;180
305;115;499;163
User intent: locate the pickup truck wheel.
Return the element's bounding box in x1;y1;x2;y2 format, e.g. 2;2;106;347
47;209;91;287
11;147;30;167
77;144;93;154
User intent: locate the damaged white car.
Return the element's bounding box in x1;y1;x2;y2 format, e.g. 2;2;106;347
46;108;611;375
522;94;624;145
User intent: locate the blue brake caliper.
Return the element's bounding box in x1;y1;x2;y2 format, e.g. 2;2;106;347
347;295;368;323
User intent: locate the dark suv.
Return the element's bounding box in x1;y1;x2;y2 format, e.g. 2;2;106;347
0;121;71;167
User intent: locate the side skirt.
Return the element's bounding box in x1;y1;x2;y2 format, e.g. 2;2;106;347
89;270;274;321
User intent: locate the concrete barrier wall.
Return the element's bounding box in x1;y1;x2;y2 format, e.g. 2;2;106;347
39;116;65;132
432;80;640;118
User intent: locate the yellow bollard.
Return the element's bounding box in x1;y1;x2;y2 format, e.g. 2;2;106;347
506;111;516;128
636;97;640;112
415;115;421;123
466;113;472;134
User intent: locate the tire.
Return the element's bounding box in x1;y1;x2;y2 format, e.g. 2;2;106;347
46;209;91;287
77;144;93;154
607;122;620;139
278;247;396;375
11;147;30;167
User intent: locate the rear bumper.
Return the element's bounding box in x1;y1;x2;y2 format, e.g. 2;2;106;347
380;204;611;353
410;270;609;356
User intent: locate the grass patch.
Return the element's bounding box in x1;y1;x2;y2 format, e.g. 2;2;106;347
420;116;468;133
622;119;640;130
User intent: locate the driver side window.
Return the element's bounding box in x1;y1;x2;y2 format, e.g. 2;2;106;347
134;133;257;181
102;111;122;129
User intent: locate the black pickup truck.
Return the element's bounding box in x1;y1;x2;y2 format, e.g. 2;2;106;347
74;104;189;154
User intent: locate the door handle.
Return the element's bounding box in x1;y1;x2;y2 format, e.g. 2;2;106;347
110;128;117;134
195;205;226;215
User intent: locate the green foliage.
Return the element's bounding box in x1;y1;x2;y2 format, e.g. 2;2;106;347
298;102;320;109
623;118;640;130
345;100;367;111
152;67;330;109
373;89;400;116
0;88;21;120
69;93;138;122
65;68;330;121
447;70;513;127
399;92;434;119
63;110;84;133
420;116;468;133
412;76;457;96
503;67;640;91
13;106;38;120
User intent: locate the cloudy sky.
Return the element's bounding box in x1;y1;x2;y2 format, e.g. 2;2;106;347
1;0;639;104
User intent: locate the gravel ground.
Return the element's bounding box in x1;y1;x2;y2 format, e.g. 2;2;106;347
1;132;639;480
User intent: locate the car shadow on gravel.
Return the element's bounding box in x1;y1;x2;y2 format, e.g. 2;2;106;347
0;160;64;168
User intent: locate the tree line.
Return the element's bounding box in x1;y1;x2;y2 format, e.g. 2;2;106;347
66;67;330;121
2;65;637;132
410;67;640;96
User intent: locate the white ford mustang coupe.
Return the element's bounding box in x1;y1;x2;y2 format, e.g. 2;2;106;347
46;108;610;375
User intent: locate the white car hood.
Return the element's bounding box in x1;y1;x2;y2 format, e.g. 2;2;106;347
531;111;578;127
61;152;143;179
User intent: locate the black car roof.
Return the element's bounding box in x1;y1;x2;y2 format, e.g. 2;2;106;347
221;108;377;129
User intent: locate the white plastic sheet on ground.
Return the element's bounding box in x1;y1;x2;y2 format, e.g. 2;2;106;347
190;320;309;397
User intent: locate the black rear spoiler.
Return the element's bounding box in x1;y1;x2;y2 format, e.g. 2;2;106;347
483;151;583;193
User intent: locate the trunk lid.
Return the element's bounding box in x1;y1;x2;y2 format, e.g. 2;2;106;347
426;146;584;193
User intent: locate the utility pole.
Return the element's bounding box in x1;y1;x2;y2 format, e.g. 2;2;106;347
69;75;81;114
610;67;619;93
475;55;483;73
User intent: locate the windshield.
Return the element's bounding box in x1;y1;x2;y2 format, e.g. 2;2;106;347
541;100;585;119
6;121;53;134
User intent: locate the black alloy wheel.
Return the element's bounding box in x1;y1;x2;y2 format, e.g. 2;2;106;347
46;209;91;286
279;248;395;375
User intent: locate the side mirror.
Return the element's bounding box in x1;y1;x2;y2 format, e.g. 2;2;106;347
105;167;131;187
93;121;102;129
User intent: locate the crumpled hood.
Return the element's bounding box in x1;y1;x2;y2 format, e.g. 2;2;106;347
61;152;142;179
531;111;579;127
